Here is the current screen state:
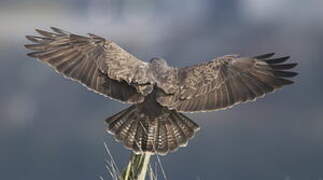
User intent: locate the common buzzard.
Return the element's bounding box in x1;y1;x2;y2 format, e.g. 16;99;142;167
25;27;298;155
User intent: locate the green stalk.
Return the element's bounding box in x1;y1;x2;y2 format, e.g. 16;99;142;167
121;152;152;180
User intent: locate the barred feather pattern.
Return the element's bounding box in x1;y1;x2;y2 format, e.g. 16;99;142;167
105;98;200;155
158;53;298;112
24;27;151;104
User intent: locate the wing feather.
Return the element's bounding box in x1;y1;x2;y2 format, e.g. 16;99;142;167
158;53;297;112
25;27;153;104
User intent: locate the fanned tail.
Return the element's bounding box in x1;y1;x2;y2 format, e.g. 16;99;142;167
106;105;200;155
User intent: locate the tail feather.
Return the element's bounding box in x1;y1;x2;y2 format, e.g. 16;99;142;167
165;119;178;152
123;116;139;149
105;105;200;155
177;113;200;137
168;116;187;147
114;113;136;142
106;105;136;134
172;113;196;142
156;120;168;154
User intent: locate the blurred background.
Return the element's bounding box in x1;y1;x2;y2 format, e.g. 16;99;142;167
0;0;322;179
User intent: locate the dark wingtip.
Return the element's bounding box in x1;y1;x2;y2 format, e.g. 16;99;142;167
35;28;57;37
50;27;69;35
25;35;33;41
35;29;46;36
26;51;39;57
254;53;275;59
285;63;298;68
274;71;298;77
35;28;44;34
266;56;290;64
50;26;60;31
24;43;46;51
271;63;298;70
281;78;294;85
50;27;61;32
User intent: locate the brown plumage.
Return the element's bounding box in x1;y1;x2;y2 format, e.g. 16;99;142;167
25;27;298;155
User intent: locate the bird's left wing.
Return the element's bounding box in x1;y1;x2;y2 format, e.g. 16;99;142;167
25;27;154;104
157;53;297;112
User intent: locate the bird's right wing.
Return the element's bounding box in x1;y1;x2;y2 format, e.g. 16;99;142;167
157;53;297;112
25;27;154;104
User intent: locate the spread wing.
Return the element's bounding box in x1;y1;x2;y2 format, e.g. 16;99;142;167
25;27;153;104
158;53;297;112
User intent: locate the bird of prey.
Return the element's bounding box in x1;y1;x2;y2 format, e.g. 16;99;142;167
25;27;298;155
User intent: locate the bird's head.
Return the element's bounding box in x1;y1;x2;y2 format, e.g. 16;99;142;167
150;57;168;66
149;57;170;75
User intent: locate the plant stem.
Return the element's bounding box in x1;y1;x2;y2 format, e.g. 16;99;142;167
121;152;152;180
